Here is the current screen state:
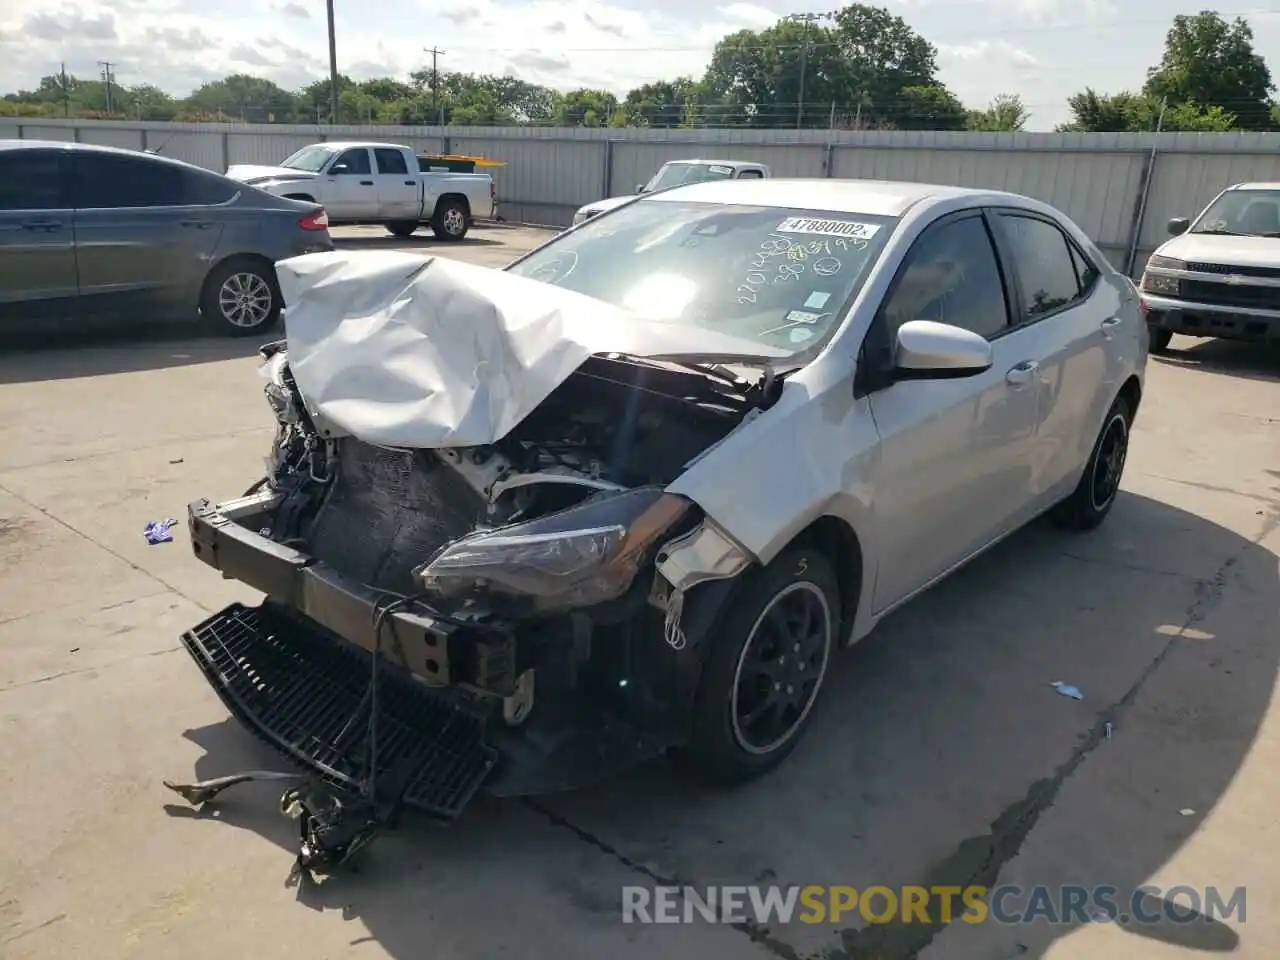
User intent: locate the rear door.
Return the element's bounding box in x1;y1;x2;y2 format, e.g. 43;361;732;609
0;148;76;328
372;147;420;220
988;209;1115;505
863;211;1041;611
72;151;226;322
322;147;375;219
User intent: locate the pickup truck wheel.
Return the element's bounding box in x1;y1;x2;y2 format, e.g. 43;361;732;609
1149;326;1173;354
678;547;839;783
200;259;281;337
386;221;418;239
431;199;469;241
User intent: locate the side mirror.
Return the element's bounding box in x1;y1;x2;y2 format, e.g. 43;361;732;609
1167;217;1190;236
894;320;993;379
330;163;349;175
635;183;646;193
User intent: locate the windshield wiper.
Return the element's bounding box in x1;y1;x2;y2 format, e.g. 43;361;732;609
1193;228;1245;236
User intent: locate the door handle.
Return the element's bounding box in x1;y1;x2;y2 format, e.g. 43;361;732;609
404;180;416;186
1005;360;1040;386
21;219;61;232
180;219;213;229
360;180;374;186
1100;316;1122;339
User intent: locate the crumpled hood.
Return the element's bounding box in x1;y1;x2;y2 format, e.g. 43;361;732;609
1157;232;1280;268
275;250;788;449
226;163;319;184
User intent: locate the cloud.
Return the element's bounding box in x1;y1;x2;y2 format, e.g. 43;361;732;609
277;1;309;16
228;44;274;67
440;2;482;24
583;12;624;37
508;51;571;72
715;3;778;29
143;25;215;51
546;19;566;33
24;8;117;41
941;39;1039;69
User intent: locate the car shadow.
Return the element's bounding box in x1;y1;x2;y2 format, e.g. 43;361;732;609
0;328;269;384
332;233;506;251
161;491;1276;959
1154;335;1280;383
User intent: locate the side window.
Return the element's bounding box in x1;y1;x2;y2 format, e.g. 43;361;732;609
737;169;764;179
0;150;67;210
183;168;238;205
331;149;371;175
374;148;409;175
880;215;1010;340
73;153;185;208
998;214;1085;320
1069;243;1099;292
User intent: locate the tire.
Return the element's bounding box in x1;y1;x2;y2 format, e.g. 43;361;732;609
386;221;418;239
200;259;282;337
1149;326;1173;354
680;547;841;783
1050;395;1132;532
431;198;469;241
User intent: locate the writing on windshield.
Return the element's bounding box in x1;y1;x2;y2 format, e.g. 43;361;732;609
507;200;896;355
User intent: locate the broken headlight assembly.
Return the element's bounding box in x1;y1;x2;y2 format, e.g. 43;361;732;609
416;486;692;613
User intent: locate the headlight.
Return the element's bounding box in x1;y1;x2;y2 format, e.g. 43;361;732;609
1141;272;1180;295
416;487;692;613
1147;255;1186;270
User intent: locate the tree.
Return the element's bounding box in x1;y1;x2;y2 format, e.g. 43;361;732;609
623;78;701;127
1059;87;1239;132
1143;11;1273;130
555;88;618;127
186;74;295;122
831;4;941;126
888;84;966;130
967;93;1029;132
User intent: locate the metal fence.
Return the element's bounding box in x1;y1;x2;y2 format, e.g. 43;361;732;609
9;117;1280;276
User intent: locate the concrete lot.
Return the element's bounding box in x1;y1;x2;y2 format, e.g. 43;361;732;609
0;223;1277;960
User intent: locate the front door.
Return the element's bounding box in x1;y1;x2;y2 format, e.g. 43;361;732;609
323;147;375;220
373;147;421;221
71;151;225;322
0;148;77;329
864;211;1040;612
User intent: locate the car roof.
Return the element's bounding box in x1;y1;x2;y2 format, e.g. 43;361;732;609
321;141;408;150
664;159;763;166
644;177;1032;218
1228;182;1280;191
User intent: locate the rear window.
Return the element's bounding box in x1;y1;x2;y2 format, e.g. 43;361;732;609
508;199;897;355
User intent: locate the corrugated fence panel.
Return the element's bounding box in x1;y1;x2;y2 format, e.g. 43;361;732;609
77;126;145;150
0;122;22;139
450;135;603;225
227;132;314;166
144;130;225;170
831;146;1144;261
1140;151;1280;250
22;125;78;143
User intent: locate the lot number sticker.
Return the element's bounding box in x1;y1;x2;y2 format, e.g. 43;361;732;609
775;217;881;240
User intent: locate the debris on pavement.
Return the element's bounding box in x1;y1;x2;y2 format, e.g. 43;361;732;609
143;518;179;544
1050;681;1084;700
1180;808;1196;816
1104;721;1113;740
169;458;185;465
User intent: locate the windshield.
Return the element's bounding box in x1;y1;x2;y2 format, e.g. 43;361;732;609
1193;189;1280;237
280;146;335;172
507;199;897;356
646;162;737;193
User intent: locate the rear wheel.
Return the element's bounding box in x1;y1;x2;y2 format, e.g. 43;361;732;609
1149;326;1173;354
431;198;469;241
386;221;418;239
200;259;281;337
679;547;840;782
1050;395;1132;531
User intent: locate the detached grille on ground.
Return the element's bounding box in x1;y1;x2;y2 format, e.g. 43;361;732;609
180;602;497;822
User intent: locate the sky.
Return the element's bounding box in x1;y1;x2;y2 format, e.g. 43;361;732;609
2;0;1280;129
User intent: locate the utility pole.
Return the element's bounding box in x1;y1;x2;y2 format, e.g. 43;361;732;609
326;0;339;123
425;46;446;124
783;12;836;129
98;60;115;115
59;62;70;117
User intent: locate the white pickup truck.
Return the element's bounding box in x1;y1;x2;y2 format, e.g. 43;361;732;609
571;158;771;225
226;141;495;241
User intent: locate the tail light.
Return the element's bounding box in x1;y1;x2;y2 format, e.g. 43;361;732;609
299;209;329;231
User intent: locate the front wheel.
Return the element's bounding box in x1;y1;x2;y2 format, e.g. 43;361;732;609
431;198;469;241
1149;326;1173;354
679;547;840;783
386;221;418;239
1050;395;1132;531
200;259;281;337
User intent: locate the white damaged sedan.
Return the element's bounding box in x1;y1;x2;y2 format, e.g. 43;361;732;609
167;178;1146;864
